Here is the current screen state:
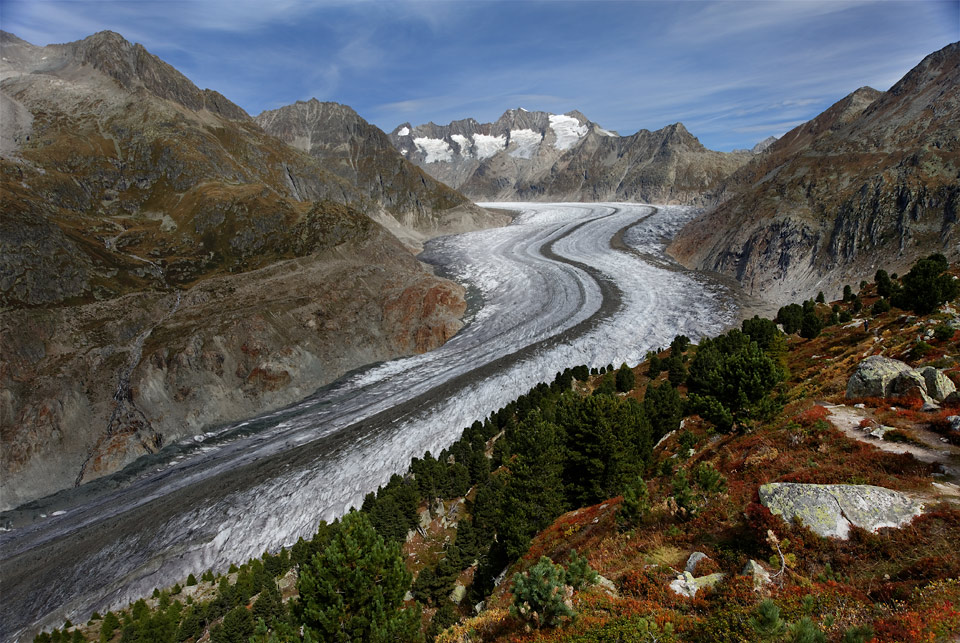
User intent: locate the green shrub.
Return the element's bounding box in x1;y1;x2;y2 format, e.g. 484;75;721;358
872;298;891;315
842;624;875;643
934;324;955;341
566;550;598;590
891;254;958;314
510;556;574;628
618;476;651;529
748;599;786;641
786;617;827;643
694;463;727;494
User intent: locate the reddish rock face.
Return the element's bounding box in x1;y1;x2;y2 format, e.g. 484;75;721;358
384;281;467;354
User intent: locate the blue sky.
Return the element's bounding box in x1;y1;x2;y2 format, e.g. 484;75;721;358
2;0;957;150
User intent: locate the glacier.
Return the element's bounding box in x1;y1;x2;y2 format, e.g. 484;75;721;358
0;203;740;640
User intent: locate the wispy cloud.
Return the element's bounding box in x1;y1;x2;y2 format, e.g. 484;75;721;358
1;0;954;150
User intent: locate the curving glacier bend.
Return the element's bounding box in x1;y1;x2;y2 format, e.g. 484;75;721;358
0;203;740;640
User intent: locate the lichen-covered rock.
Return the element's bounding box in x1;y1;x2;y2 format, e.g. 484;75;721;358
889;370;933;403
759;483;924;539
846;356;915;399
742;559;772;591
449;583;467;605
919;366;957;402
669;571;725;598
685;552;709;574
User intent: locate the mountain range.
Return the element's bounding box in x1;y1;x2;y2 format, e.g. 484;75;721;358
389;109;757;204
1;28;958;511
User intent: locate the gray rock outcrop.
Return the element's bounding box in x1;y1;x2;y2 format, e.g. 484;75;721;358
669;571;725;598
742;560;772;591
685;552;709;574
846;356;954;404
759;483;924;539
919;366;957;401
846;356;915;399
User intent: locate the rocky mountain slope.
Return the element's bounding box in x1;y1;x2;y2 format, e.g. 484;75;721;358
255;99;504;251
669;42;960;307
389;109;753;204
0;31;492;510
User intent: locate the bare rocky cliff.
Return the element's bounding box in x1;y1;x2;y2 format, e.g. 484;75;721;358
669;42;960;307
389;109;752;204
0;31;481;510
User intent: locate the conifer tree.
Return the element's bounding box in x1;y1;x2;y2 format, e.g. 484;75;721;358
510;557;574;628
499;410;567;561
615;363;635;393
295;511;420;642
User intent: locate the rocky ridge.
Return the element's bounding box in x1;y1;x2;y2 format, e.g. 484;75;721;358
255;99;506;251
0;31;491;510
669;42;960;307
390;109;754;204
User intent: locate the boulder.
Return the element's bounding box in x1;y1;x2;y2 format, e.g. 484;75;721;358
846;356;914;399
919;366;957;402
418;508;431;530
758;483;924;539
668;571;725;598
685;552;709;574
449;583;467;605
596;575;618;596
889;370;933;403
742;559;772;591
946;416;960;433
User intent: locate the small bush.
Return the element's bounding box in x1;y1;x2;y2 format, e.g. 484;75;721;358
510;556;574;629
566;550;598;590
934;324;955;342
694;463;727;494
872;298;891;315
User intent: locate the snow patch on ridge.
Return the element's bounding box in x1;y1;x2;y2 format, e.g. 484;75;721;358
473;133;506;160
549;114;588;150
451;134;471;157
508;129;542;159
414;137;453;163
397;126;410;136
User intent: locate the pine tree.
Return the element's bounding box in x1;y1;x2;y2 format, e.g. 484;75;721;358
618;475;651;529
100;612;120;643
643;380;682;441
615;363;635;393
565;551;598;590
499;410;567;561
748;599;786;641
295;511;420;642
510;557;574;629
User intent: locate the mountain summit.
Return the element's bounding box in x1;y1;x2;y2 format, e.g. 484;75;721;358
390;109;754;204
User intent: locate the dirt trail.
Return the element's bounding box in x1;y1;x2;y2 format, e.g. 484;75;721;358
823;402;960;501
